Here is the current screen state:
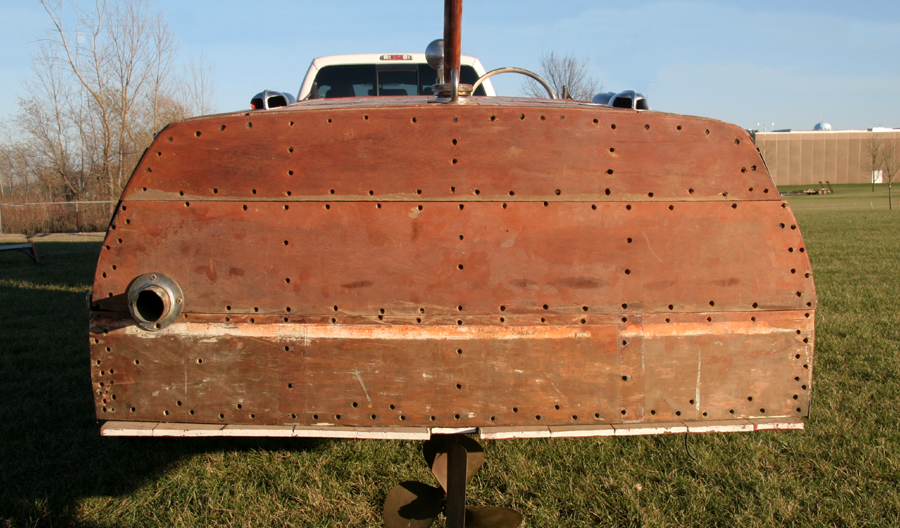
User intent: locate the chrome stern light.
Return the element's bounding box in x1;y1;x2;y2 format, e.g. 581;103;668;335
250;90;297;110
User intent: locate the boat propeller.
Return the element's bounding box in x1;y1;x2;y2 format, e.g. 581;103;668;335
383;435;523;528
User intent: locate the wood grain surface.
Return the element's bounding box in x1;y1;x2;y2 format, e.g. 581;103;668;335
90;97;815;432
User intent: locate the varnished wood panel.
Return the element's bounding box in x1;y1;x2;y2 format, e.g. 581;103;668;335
90;97;815;434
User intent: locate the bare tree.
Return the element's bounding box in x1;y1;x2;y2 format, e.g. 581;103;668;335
180;52;218;118
864;132;884;192
0;0;213;233
881;137;899;210
0;128;42;203
37;0;180;198
18;38;86;200
146;10;179;132
522;51;600;101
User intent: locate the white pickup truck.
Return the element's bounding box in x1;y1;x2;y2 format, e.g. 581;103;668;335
298;53;495;99
251;53;496;110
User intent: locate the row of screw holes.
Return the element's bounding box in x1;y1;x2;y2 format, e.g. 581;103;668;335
181;117;720;137
214;307;811;320
170;186;771;197
100;405;724;422
189;117;733;133
305;368;805;419
314;405;772;422
227;199;772;214
299;116;733;135
107;406;796;420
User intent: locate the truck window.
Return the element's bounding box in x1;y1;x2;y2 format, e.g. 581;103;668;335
314;64;487;98
317;65;376;98
378;67;418;96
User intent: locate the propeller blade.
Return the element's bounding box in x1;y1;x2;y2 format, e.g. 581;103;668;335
383;481;445;528
424;436;485;491
464;506;524;528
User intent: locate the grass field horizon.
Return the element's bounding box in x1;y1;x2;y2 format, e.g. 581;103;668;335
1;183;898;527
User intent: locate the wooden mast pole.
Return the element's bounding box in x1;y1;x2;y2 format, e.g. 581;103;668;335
443;0;462;83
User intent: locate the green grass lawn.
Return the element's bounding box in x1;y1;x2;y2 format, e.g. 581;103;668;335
1;185;898;527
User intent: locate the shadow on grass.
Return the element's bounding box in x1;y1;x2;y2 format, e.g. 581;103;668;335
0;242;320;527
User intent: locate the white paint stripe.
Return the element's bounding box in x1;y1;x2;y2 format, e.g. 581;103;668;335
549;425;615;438
695;351;702;411
222;425;293;437
293;427;360;439
686;422;754;434
431;427;478;435
753;417;804;431
360;428;431;440
612;423;689;436
620;321;798;339
100;419;802;439
127;322;592;341
478;427;551;440
100;421;155;437
152;423;224;437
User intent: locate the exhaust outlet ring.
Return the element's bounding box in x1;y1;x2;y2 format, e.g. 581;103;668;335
126;273;183;331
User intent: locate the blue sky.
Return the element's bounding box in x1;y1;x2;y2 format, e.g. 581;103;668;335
2;0;899;132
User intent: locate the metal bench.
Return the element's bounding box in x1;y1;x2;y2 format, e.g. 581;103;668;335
0;240;39;263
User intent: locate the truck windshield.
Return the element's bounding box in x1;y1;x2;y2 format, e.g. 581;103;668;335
314;64;487;98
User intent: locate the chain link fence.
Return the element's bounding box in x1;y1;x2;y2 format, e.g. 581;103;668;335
0;200;116;235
